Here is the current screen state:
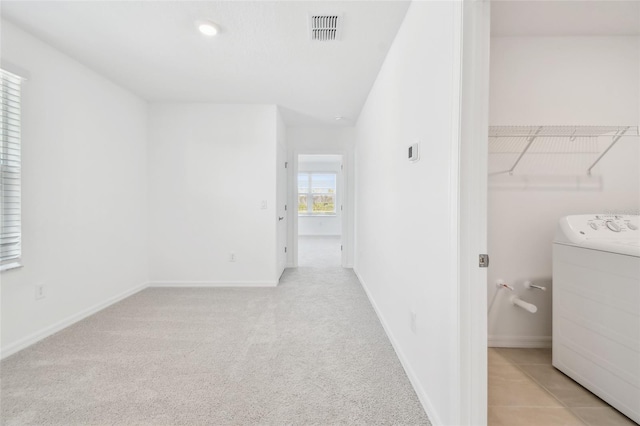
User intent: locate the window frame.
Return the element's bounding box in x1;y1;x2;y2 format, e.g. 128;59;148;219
297;172;337;216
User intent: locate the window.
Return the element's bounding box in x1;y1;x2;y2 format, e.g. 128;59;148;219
1;69;22;270
298;172;336;215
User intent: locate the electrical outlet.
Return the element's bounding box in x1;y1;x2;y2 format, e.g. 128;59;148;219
35;284;45;300
410;311;417;333
229;252;236;262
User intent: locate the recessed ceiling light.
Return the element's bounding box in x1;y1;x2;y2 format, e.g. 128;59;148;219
335;116;345;121
196;20;220;37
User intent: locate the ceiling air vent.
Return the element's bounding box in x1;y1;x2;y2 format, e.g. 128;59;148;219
309;14;342;41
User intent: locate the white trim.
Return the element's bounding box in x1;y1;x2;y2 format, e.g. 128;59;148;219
455;1;491;425
354;268;443;426
488;335;552;348
0;61;30;80
148;280;278;288
449;3;465;425
0;282;148;360
0;261;23;272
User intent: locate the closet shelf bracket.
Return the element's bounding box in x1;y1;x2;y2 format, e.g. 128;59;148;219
509;126;543;175
586;126;630;175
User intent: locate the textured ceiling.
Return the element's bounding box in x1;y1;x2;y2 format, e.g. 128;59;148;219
1;1;411;127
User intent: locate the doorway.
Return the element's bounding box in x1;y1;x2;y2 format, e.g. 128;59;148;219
482;3;640;426
296;154;343;268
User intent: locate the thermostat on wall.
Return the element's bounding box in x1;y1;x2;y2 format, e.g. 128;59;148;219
408;142;419;162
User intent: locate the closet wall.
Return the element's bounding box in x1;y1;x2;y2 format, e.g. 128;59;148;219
488;36;640;347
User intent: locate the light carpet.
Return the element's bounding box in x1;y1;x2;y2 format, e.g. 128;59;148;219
1;265;430;425
298;236;342;268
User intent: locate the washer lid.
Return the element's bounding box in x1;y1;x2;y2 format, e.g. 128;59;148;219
555;214;640;257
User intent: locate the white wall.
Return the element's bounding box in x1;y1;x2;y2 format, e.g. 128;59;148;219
147;104;279;286
0;20;149;357
488;36;640;347
354;2;462;424
287;127;355;266
298;158;342;236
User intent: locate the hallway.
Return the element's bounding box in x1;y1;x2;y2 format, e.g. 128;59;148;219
297;235;342;268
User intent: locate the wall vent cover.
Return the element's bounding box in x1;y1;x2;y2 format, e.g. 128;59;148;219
309;14;342;41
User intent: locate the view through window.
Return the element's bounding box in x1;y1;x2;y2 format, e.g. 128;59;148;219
298;173;336;215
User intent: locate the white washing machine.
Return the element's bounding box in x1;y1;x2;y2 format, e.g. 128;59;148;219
553;214;639;424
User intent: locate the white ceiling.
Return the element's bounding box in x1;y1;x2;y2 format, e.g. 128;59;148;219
4;1;636;127
491;1;640;37
1;1;410;127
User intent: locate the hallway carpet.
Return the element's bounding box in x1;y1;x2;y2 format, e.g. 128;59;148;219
0;267;431;425
298;235;342;268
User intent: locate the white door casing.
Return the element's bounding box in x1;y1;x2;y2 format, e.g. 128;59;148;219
277;143;288;279
456;1;491;425
292;151;350;268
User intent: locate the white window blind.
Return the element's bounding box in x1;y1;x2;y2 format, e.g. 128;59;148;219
0;69;22;269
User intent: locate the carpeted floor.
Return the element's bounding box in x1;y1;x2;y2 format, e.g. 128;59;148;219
0;247;430;425
298;235;342;268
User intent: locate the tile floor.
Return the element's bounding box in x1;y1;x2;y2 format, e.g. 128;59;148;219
488;348;638;426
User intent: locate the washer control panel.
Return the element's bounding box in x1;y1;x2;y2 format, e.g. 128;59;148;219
557;214;640;244
586;215;637;234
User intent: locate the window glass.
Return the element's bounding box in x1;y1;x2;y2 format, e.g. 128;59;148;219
311;174;336;193
298;172;337;215
312;194;335;214
298;194;307;212
297;173;309;193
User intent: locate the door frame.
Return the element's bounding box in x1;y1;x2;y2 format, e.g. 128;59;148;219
276;141;288;279
455;1;491;424
290;149;350;268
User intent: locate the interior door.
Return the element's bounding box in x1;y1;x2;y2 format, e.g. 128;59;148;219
276;143;288;279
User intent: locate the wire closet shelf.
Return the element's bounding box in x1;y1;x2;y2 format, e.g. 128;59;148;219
488;125;640;176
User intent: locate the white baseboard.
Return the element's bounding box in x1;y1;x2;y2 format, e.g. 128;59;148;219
1;282;148;360
148;280;278;288
488;335;551;348
353;268;443;426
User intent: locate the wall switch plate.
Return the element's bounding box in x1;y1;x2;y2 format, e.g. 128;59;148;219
229;252;236;262
261;200;268;209
35;284;45;300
